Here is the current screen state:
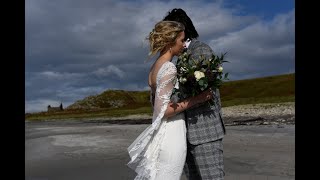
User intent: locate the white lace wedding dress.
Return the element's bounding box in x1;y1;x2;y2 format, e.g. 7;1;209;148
127;61;187;180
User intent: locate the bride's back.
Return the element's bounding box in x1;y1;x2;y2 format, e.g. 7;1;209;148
148;60;173;107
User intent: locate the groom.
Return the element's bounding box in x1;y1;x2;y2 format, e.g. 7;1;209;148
163;8;226;179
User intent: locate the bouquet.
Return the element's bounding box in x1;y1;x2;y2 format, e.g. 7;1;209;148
172;51;229;102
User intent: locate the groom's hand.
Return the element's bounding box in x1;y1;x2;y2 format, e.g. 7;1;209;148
199;88;213;103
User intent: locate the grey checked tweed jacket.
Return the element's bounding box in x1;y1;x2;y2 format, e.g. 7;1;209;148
185;39;226;145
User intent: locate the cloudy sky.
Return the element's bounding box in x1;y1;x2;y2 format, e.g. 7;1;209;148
25;0;295;113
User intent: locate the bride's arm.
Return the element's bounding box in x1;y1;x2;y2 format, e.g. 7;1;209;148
153;62;213;119
163;89;213;118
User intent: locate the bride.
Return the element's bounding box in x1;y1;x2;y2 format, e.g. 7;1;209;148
127;21;214;180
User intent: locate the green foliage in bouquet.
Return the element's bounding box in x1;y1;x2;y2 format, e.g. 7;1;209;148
172;52;229;100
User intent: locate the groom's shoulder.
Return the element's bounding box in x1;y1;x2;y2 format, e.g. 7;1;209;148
191;39;212;50
190;39;213;53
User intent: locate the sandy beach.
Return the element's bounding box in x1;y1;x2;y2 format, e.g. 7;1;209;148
25;102;295;180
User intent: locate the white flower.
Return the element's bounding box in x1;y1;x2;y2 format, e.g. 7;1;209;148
179;77;187;84
194;71;205;81
218;66;223;72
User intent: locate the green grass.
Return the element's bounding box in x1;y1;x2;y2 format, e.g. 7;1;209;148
26;73;294;121
220;73;294;107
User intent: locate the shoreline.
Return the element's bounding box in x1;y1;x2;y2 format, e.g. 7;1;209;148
25;102;295;126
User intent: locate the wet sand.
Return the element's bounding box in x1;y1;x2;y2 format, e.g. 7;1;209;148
25;120;294;180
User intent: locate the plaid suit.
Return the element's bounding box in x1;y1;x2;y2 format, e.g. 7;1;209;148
183;40;226;180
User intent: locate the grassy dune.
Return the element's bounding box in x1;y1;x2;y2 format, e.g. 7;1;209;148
25;73;294;121
220;73;294;106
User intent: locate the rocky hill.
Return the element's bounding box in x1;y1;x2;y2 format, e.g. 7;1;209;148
66;73;294;110
66;90;150;110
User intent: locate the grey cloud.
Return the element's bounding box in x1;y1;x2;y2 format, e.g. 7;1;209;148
26;0;294;112
93;65;126;79
209;10;295;80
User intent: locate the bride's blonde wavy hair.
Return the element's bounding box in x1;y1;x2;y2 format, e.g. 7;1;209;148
147;21;185;57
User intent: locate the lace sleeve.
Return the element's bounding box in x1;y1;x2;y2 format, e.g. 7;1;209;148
153;62;177;123
127;62;177;179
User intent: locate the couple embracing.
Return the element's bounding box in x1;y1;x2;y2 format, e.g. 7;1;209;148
127;8;226;180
